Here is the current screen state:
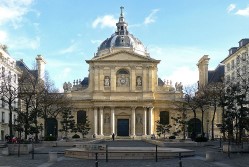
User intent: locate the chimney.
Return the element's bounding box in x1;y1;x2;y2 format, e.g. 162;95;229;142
197;55;210;87
36;55;46;80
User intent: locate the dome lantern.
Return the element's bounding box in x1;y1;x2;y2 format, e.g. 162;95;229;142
96;7;148;57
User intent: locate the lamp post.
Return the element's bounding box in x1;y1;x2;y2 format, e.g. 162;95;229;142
206;120;209;139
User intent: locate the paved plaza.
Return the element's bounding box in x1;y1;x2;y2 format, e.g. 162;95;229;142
0;140;249;167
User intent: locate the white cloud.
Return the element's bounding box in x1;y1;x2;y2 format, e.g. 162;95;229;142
144;9;159;25
235;6;249;16
8;36;40;49
58;40;85;55
0;30;8;43
227;4;236;13
59;44;79;54
0;0;34;28
91;40;102;45
92;15;116;29
149;45;225;87
164;67;198;87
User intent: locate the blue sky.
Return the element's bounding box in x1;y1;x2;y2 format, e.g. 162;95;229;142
1;0;249;91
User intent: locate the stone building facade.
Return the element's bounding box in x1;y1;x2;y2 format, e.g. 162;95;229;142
197;55;224;138
221;39;249;86
0;45;19;140
63;8;183;138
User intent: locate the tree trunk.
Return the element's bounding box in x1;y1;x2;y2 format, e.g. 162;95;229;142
193;111;197;140
8;106;13;137
201;110;204;138
211;104;216;140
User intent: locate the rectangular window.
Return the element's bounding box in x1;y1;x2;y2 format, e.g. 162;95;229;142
242;66;246;75
226;63;230;72
160;111;169;125
1;98;4;108
236;56;240;65
14;114;16;125
1;112;5;123
231;60;235;69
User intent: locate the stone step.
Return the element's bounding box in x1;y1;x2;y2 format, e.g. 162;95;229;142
0;143;7;148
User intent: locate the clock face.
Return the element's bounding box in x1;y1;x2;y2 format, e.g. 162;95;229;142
120;78;126;84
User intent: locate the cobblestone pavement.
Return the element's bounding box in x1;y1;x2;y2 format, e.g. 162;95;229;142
0;140;248;167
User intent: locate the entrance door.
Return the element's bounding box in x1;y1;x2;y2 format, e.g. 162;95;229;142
117;119;129;136
46;118;58;138
1;130;4;141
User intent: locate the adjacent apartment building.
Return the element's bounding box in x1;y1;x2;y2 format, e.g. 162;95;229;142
0;45;19;141
221;39;249;86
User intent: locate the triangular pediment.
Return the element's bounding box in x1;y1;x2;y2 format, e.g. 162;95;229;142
90;50;159;63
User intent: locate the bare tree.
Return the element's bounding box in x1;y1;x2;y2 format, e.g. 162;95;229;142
183;84;199;140
0;74;18;137
171;100;188;140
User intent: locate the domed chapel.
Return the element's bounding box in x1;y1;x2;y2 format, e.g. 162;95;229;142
62;7;183;138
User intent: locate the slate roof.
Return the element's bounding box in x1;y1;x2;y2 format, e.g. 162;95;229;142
158;78;164;86
80;77;89;87
16;60;38;78
208;64;224;83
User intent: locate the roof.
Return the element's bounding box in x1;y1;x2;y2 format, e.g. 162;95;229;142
16;60;38;78
80;77;89;87
221;38;249;63
208;64;224;83
158;78;164;86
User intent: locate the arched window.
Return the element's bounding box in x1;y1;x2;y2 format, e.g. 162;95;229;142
77;110;86;124
160;111;169;125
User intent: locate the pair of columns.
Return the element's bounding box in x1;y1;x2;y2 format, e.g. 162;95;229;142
93;107;154;136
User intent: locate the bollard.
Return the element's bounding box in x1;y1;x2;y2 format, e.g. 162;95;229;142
106;145;108;162
18;142;20;157
49;152;58;162
228;139;230;158
179;152;182;167
219;137;222;148
155;145;158;162
95;153;98;167
32;143;34;160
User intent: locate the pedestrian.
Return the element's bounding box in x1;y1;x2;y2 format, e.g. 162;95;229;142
112;133;115;141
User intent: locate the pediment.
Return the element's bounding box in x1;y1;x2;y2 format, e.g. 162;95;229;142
119;112;129;116
91;51;159;62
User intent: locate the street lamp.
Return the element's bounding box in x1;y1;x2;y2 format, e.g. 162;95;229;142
207;120;209;139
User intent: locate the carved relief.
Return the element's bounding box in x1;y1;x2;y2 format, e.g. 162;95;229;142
104;113;110;124
104;76;110;86
136;76;142;86
116;69;130;87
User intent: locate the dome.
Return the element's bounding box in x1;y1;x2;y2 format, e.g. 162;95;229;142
95;7;148;57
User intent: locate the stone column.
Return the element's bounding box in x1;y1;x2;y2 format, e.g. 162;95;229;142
94;107;98;135
148;107;154;135
111;107;115;134
131;107;136;136
99;107;104;136
143;107;147;135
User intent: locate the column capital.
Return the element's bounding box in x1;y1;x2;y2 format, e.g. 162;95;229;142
131;106;137;110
